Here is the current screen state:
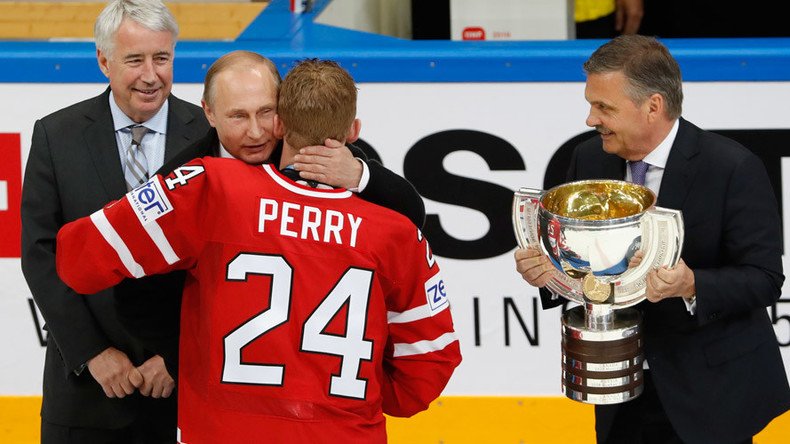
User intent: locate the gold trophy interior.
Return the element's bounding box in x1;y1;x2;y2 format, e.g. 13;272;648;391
513;180;683;405
541;181;654;309
542;181;654;221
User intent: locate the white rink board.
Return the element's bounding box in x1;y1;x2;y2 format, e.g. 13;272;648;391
1;81;790;395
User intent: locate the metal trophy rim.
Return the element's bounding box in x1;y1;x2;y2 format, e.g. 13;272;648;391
539;179;655;227
512;180;684;309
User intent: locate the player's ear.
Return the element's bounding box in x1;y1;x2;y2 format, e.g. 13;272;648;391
346;118;361;143
273;114;285;139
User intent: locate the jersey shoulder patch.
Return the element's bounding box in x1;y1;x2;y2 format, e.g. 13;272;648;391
127;178;173;225
424;272;449;314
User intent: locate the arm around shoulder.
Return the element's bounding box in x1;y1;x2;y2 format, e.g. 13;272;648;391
358;158;426;229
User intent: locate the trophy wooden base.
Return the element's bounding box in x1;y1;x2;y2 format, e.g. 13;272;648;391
561;305;643;404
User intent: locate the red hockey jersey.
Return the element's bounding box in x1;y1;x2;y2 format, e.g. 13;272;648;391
56;158;461;443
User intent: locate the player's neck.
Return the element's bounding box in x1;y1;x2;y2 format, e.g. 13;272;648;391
278;142;299;170
278;139;349;170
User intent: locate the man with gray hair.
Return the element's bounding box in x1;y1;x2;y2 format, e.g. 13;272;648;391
21;0;208;441
515;35;790;443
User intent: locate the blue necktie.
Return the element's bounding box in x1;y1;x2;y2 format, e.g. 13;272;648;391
629;160;649;186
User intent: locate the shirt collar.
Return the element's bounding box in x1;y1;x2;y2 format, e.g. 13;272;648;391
109;92;169;135
218;142;234;159
642;119;679;169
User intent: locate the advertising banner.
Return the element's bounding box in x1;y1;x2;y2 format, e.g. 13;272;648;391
1;81;789;396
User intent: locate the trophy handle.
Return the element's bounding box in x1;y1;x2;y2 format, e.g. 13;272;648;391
611;206;684;307
512;187;543;250
643;206;685;269
512;188;587;304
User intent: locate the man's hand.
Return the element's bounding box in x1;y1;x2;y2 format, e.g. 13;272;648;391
645;259;696;303
135;354;175;398
616;0;644;35
292;138;363;189
87;347;139;398
514;247;555;288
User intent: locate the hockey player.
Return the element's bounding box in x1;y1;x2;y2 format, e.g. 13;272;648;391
56;59;461;443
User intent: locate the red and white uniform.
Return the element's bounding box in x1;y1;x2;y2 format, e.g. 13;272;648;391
56;158;461;444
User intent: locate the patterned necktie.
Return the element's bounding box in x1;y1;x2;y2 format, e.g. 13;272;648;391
125;125;149;191
629;160;649;186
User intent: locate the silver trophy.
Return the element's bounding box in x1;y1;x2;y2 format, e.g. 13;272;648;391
513;180;683;404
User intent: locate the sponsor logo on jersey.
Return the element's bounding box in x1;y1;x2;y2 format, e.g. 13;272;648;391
425;272;449;314
127;177;173;225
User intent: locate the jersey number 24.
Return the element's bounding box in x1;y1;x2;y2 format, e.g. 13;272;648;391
222;253;374;400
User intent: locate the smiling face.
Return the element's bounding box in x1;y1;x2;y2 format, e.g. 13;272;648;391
202;66;279;165
584;71;656;161
97;18;174;123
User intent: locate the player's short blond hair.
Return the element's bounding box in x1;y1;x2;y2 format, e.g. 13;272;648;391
278;59;357;149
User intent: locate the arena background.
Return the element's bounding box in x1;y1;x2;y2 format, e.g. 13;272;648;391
1;1;790;442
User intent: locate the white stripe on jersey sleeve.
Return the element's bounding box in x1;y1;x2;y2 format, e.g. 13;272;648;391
90;210;146;278
393;331;458;358
142;219;180;265
177;428;188;444
387;302;448;324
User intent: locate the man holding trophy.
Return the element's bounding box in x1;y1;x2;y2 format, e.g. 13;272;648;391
514;35;790;444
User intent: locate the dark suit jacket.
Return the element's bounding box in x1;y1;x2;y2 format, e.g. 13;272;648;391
21;88;209;428
560;118;790;443
159;127;426;228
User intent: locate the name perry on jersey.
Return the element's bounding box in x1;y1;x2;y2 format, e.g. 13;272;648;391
258;198;362;247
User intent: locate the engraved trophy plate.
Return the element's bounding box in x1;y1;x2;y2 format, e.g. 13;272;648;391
513;180;684;405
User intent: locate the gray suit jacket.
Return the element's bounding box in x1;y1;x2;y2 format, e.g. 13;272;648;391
21;88;209;428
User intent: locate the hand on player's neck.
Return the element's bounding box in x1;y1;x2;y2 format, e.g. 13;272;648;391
278;138;348;170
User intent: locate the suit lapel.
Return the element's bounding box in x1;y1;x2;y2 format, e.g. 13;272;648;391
83;89;128;199
567;136;625;182
600;154;625;180
82;92;204;199
657;118;701;210
164;96;201;163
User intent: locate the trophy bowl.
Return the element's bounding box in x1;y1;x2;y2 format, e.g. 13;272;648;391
513;180;683;404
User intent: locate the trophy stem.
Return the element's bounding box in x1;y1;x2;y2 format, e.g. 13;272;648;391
584;302;614;331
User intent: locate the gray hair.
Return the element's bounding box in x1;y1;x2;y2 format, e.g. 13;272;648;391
583;35;683;120
94;0;179;57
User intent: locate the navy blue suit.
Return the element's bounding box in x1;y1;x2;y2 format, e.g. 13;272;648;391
557;118;790;443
